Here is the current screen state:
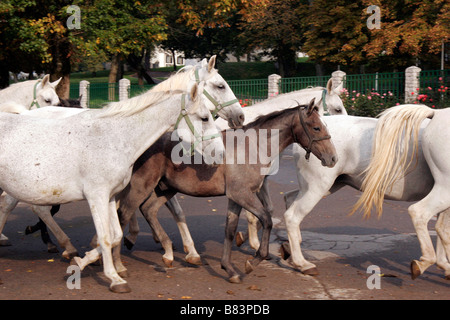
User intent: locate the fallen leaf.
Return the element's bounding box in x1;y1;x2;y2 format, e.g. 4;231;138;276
4;269;12;272
212;209;217;212
181;296;192;299
226;290;234;295
47;259;54;262
247;285;261;291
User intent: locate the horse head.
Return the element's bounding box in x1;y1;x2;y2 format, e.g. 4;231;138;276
33;74;61;109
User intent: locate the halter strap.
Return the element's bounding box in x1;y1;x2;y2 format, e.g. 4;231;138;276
174;94;221;156
321;89;328;114
30;80;42;109
194;68;239;119
296;106;331;161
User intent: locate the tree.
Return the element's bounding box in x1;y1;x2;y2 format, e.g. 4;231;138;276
72;0;167;90
239;0;309;77
362;0;450;69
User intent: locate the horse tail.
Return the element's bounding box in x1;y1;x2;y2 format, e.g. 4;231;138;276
0;101;28;114
351;104;435;219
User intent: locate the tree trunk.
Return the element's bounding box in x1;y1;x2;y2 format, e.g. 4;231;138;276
108;53;120;101
49;36;71;99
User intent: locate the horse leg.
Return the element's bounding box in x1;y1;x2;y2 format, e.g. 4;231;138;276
25;205;60;253
165;195;201;265
123;212;140;250
221;199;244;283
228;190;273;276
0;194;19;246
237;179;273;250
139;190;177;268
407;187;450;279
74;194;129;293
435;210;450;280
31;205;79;259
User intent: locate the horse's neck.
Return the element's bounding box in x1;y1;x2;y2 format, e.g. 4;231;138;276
244;90;321;122
0;81;34;107
90;97;181;163
246;109;296;159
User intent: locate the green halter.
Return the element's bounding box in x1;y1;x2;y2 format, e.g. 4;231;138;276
321;89;328;114
173;94;221;157
194;68;239;119
30;80;42;109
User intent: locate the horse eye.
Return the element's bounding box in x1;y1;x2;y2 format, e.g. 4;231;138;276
216;84;225;90
313;127;321;132
45;99;51;104
201;117;209;122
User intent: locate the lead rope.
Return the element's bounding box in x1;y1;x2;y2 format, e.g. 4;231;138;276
30;80;42;109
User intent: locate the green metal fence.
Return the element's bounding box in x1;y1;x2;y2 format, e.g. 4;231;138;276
344;72;405;99
280;75;330;93
69;69;449;109
227;78;268;105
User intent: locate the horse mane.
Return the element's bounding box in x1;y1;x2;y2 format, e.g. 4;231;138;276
149;65;218;92
350;104;435;219
98;89;186;118
243;104;303;130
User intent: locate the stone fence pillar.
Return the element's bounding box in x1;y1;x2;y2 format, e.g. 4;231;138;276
79;80;90;108
119;78;130;101
268;74;281;98
331;70;346;92
405;66;421;103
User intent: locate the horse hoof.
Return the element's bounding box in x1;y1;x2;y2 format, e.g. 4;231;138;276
162;257;173;268
445;274;450;281
302;267;319;276
24;226;33;235
236;232;245;247
123;237;134;250
280;242;291;260
62;250;79;260
245;260;255;274
186;255;202;266
110;283;131;293
229;275;241;284
47;246;59;254
410;260;421;280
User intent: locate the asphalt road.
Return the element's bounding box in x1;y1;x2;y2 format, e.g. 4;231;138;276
0;146;449;304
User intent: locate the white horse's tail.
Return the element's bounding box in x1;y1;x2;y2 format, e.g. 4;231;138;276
351;104;435;219
0;101;28;114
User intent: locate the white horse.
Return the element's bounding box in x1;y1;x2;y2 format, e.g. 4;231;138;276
215;78;346;130
278;105;450;280
121;78;346;264
0;82;224;293
0;74;61;109
0;55;244;253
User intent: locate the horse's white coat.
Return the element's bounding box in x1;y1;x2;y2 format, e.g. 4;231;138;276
0;75;61;109
282;107;450;279
0;84;224;291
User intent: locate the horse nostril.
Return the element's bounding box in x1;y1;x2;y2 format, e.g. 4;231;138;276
239;114;245;124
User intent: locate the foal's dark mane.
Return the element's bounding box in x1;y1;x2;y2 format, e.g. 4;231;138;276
242;104;306;130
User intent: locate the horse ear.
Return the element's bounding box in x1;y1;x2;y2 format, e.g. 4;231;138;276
208;55;216;72
41;74;50;87
190;83;199;101
200;58;208;68
307;98;316;116
326;78;333;93
50;77;62;88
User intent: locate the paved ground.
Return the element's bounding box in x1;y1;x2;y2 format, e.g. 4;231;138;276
0;146;449;304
